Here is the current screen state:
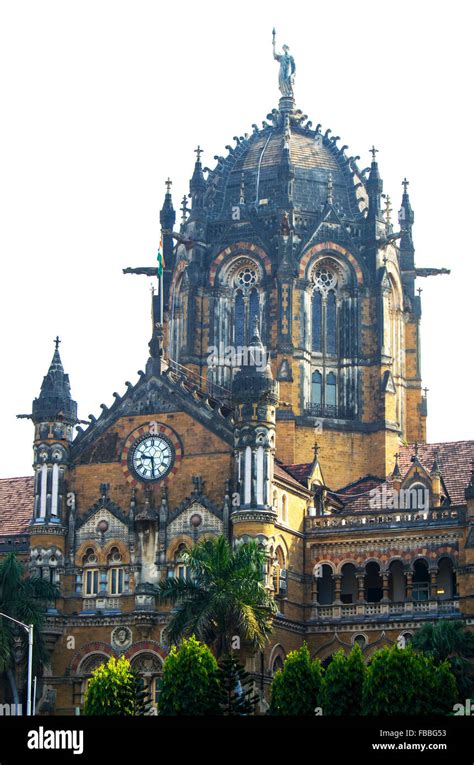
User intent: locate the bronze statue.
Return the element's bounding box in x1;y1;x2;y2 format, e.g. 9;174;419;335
272;28;296;97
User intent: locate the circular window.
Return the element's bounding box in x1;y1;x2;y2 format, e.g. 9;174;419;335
236;267;258;289
314;267;337;291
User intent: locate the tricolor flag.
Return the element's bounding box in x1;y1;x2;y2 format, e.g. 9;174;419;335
157;237;165;277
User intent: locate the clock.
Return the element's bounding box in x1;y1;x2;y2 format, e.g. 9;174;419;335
121;424;182;486
128;434;175;482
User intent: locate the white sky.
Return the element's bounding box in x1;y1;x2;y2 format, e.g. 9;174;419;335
0;0;472;479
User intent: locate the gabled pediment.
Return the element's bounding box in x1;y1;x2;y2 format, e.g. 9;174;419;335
167;497;224;537
72;367;233;463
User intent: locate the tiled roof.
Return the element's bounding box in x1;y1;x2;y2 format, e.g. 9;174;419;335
399;441;474;506
334;441;474;511
274;462;310;492
283;463;313;484
0;476;33;536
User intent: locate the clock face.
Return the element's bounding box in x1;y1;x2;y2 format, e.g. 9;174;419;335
128;434;175;482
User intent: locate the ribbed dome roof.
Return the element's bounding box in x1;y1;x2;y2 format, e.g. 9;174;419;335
202;106;369;222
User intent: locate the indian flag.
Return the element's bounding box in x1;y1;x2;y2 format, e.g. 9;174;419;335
157;237;165;277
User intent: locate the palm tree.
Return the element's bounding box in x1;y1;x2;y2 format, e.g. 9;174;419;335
411;620;474;699
156;535;277;656
0;553;60;707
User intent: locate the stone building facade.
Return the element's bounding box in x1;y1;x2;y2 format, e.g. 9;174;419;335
0;48;473;714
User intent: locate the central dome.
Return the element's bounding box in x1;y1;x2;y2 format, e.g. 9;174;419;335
202;106;369;224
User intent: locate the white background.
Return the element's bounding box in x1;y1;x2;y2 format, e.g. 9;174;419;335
0;0;472;479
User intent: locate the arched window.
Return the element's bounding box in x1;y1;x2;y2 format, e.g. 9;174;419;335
272;655;284;675
281;495;288;524
311;267;338;357
326;291;337;354
311;371;322;404
326;372;337;408
354;634;367;650
235;291;245;347
83;548;99;597
174;544;191;581
311;291;322;352
107;547;124;596
232;265;261;347
131;653;163;713
307;260;350;418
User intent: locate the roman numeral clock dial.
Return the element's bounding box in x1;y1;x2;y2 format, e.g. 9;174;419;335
121;425;182;486
131;436;174;480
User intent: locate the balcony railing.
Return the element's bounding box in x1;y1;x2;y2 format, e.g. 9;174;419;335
306;508;465;531
311;598;460;621
304;403;355;419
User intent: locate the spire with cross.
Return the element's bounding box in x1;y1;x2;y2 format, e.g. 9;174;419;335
370;145;379;161
54;336;61;352
194;145;203;163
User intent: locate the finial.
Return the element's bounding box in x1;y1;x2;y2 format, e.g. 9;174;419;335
194;145;203;162
327;173;333;205
423;387;429;397
54;336;61;351
312;440;320;460
402;177;409;193
384;194;392;225
417;287;423;297
370;145;379;161
180;195;189;224
393;452;401;478
165;177;172;193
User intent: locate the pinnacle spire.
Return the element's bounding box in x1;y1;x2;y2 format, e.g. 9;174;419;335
160;177;176;232
32;339;78;425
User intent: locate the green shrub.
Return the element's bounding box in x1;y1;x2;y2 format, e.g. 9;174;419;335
322;645;366;715
158;636;221;715
84;656;145;716
270;643;323;715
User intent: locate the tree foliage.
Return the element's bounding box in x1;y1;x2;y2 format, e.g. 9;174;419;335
83;656;149;716
322;645;366;715
0;553;60;704
157;536;277;656
270;643;323;715
411;620;474;700
217;654;259;715
362;644;458;716
158;636;221;715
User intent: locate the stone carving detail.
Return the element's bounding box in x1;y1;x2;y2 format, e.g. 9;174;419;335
111;626;132;651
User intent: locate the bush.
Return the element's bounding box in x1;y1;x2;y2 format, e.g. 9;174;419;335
322;645;366;715
158;636;221;715
270;643;323;715
362;645;458;716
84;656;146;716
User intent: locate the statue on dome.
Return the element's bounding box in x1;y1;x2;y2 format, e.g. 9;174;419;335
272;28;296;97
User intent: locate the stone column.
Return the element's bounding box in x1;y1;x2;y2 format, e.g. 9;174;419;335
405;571;413;601
382;572;390;602
356;573;365;603
332;574;342;605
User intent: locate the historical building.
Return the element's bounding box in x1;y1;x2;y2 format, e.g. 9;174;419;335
1;37;473;714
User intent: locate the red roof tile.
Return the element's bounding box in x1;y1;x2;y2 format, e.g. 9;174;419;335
283;463;313;484
399;441;474;506
0;476;33;536
274;462;310;491
333;441;474;511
